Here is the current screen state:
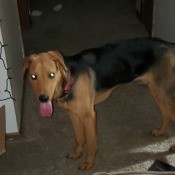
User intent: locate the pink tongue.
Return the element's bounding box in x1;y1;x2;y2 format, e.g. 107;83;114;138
40;101;53;117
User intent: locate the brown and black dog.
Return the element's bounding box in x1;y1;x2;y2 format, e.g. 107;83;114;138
23;37;175;170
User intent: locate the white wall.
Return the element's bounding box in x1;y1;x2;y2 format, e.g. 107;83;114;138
0;29;18;133
0;0;24;133
153;0;175;42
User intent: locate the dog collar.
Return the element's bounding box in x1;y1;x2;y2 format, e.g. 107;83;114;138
64;69;71;93
57;69;71;101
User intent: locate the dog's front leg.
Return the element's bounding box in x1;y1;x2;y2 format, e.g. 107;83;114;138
78;109;97;170
64;72;97;170
66;107;97;170
66;111;85;159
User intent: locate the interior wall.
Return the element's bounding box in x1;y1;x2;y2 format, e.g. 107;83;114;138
0;0;24;133
153;0;175;42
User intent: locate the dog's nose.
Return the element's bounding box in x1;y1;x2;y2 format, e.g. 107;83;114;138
39;94;49;102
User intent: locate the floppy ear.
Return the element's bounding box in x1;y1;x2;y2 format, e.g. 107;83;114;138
47;51;68;71
22;56;32;79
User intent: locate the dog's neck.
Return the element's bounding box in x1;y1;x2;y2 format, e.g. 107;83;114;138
53;69;71;102
63;69;71;94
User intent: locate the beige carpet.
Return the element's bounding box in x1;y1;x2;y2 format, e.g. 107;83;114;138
0;0;175;175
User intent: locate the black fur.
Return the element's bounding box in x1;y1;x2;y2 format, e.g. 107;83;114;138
63;37;173;93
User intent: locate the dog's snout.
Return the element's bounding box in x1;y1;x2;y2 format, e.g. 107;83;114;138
39;94;49;102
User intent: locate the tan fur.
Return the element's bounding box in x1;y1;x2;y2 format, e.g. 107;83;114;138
59;73;97;169
136;50;175;150
94;85;119;105
23;51;66;101
23;50;175;170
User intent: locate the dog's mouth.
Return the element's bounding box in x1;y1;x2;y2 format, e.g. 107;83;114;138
39;101;53;117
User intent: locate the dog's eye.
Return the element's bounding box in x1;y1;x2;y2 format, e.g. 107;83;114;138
31;74;37;80
49;73;55;79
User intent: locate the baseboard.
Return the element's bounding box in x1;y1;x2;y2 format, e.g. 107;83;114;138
6;132;21;141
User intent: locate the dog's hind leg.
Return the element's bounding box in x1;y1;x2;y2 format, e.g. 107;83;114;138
136;73;171;136
147;52;175;151
94;85;119;105
168;104;175;151
147;82;171;137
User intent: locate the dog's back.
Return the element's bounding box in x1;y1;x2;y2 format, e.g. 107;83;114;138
64;37;173;91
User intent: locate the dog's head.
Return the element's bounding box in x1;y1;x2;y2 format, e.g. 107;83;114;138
23;51;67;117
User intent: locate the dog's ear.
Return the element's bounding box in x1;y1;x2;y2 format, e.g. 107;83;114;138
47;51;68;71
22;56;33;79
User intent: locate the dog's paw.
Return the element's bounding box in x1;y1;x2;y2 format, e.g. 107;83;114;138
78;161;94;170
151;128;165;137
66;151;82;159
169;144;175;152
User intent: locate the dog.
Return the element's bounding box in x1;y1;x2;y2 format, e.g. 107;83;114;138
23;37;175;170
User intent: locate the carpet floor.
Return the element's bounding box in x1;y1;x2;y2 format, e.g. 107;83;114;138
0;0;175;175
